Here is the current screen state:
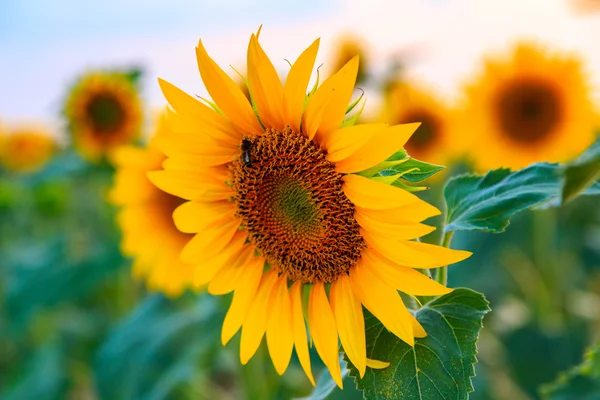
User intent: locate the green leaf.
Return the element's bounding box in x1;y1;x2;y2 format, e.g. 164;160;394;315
444;163;600;233
94;293;223;400
347;289;490;400
562;137;600;204
540;342;600;400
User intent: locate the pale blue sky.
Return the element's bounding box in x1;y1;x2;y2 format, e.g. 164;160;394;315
2;0;599;135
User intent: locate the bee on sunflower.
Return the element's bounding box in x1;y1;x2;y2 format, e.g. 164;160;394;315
64;71;143;162
149;29;471;387
0;125;56;174
109;114;196;297
456;42;598;171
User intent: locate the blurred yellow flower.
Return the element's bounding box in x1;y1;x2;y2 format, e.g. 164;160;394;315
569;0;600;14
150;31;470;386
457;42;598;171
0;126;56;173
382;81;455;165
109;115;195;297
65;72;142;162
330;35;369;84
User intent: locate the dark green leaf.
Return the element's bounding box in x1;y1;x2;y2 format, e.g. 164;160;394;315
540;342;600;400
562;137;600;204
347;289;490;400
0;342;68;400
94;293;223;400
444;163;600;233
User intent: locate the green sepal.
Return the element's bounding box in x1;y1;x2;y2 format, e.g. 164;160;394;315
124;68;143;86
359;148;446;189
371;174;429;192
345;89;364;115
340;96;366;128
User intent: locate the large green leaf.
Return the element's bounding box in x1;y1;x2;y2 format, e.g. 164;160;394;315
444;163;600;233
562;137;600;204
94;293;223;400
540;342;600;400
347;289;490;400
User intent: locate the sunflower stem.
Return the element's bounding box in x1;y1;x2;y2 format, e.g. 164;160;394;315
436;231;454;286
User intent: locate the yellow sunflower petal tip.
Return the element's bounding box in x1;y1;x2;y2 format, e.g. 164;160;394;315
366;358;391;370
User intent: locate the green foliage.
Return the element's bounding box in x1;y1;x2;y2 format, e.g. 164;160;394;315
562;137;600;204
444;163;600;233
540;342;600;400
360;148;445;191
347;289;490;400
94;293;224;400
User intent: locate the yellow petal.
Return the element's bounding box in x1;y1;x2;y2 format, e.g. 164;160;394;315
335;123;420;174
324;123;387;163
355;204;441;224
266;275;294;375
247;34;284;129
343;174;436;211
282;39;320;133
308;282;343;389
173;200;236;234
349;261;414;346
366;358;390;369
207;245;255;295
221;255;265;345
180;218;240;264
290;281;315;386
240;269;279;364
192;231;249;287
410;314;427;338
361;248;453;296
303;56;359;141
158;78;240;146
330;275;366;378
148;170;232;202
196;40;263;135
355;207;436;240
361;229;472;269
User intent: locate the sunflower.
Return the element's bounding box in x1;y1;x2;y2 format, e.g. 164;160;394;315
330;35;369;85
458;42;598;171
65;72;142;161
570;0;600;14
382;81;454;165
0;126;56;173
150;31;471;387
109;115;195;296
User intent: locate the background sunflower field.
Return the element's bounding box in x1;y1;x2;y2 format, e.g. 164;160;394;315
2;1;600;399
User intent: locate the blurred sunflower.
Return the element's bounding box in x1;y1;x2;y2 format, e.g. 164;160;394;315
109;114;195;297
150;31;471;387
458;42;598;171
570;0;600;14
0;126;56;173
65;72;142;161
382;81;454;165
330;35;369;85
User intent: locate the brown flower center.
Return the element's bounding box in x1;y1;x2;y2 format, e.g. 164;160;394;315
85;92;126;135
495;78;563;144
399;109;441;153
232;127;366;283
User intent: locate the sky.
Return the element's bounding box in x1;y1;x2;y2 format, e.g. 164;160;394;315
1;0;599;135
